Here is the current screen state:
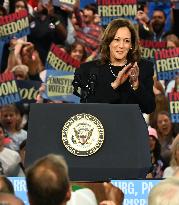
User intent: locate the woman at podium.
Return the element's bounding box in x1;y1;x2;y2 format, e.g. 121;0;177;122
72;18;155;114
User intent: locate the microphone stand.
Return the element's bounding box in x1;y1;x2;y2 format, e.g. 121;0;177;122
72;74;97;103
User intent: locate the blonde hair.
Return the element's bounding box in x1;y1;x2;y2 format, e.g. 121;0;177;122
148;178;179;205
165;34;179;47
170;134;179;167
12;64;29;73
12;64;29;79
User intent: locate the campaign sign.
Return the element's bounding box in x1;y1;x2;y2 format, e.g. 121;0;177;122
0;10;30;43
17;80;41;104
44;43;80;103
140;40;167;60
44;69;80;103
154;47;179;81
45;43;80;72
111;180;161;205
0;10;30;68
9;178;161;205
97;0;137;26
0;72;21;106
168;91;179;123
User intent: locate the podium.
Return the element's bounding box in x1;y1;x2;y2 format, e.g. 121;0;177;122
26;103;151;181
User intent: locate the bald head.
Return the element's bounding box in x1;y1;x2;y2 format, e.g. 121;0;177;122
0;193;24;205
26;154;70;205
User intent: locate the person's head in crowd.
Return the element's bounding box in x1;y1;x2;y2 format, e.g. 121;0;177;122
0;5;7;16
26;154;71;205
156;111;173;139
35;83;46;103
156;111;175;167
151;9;166;35
9;0;29;13
100;18;140;64
94;14;101;25
0;105;22;133
83;4;97;25
148;126;164;178
0;193;24;205
0;176;15;194
165;34;179;48
170;134;179;168
148;126;161;157
12;65;29;80
67;41;87;63
148;177;179;205
149;94;169;129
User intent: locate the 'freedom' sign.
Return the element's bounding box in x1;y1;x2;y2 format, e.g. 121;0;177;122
168;91;179;123
0;72;21;105
154;47;179;81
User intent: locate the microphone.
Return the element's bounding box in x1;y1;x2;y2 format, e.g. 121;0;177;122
88;74;97;95
72;74;81;97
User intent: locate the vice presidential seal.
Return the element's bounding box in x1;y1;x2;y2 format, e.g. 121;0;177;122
62;113;104;156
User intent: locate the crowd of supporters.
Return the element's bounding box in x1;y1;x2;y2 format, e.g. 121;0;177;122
0;0;178;179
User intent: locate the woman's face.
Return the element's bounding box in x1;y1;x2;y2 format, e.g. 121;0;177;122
109;26;132;64
1;110;17;130
15;1;26;12
70;44;84;62
149;136;156;151
157;114;172;136
71;13;77;26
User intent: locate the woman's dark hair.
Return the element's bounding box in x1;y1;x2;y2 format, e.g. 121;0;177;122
100;18;141;64
9;0;29;14
150;135;161;163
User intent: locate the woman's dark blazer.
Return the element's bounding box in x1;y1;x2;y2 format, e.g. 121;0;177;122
73;58;156;114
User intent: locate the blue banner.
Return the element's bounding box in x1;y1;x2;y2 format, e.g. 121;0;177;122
9;178;162;205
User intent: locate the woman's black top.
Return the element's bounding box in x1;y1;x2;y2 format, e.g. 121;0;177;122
73;58;156;114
